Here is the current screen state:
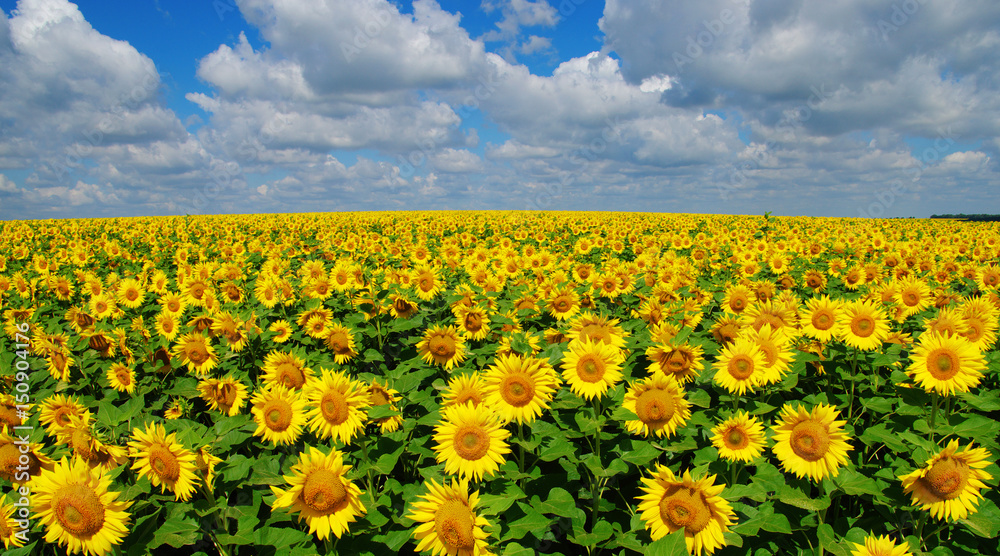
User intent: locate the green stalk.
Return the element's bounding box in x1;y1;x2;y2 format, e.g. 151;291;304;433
929;392;940;445
198;483;232;556
590;396;603;546
361;436;376;506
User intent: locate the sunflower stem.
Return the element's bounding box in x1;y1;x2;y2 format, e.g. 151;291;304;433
361;436;376;506
198;483;232;556
517;421;526;483
590;396;603;545
929;392;940;445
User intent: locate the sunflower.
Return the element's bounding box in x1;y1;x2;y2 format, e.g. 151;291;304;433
270;446;366;540
740;300;798;335
170;332;218;376
835;300;890;351
116;278;145;310
771;404;853;481
389;294;419;319
195;446;223;493
269;319;294;343
899;439;992;521
907;332;986;395
622;373;691;438
481;353;560;425
164;399;185;420
324;323;359;364
710;411;767;463
412;266;443;301
89;293;116;321
565;311;627;349
407;478;492;556
251;384;308;446
454;305;491;341
646;342;704;384
433;403;510;481
712;337;766;396
417;325;467;371
304;368;370;444
102;363;135;395
442;373;487;408
800;295;841;342
366;380;404;433
39;394;91;436
636;465;735;554
0;495;25;549
261;350;315;391
560;338;624;401
158;291;186;316
197;376;249;416
0;431;54;483
894;277;932;319
849;534;913;556
743;325;794;386
721;284;754;314
31;456;131;556
128;422;199;501
546;286;581;321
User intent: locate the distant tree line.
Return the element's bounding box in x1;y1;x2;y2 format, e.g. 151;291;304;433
929;213;1000;222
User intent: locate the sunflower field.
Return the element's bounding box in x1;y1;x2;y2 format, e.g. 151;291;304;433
1;211;1000;556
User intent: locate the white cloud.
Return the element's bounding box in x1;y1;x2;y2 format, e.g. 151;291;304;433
518;35;551;55
0;174;18;193
431;148;484;173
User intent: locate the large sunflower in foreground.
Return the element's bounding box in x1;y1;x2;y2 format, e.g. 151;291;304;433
907;332;986;396
407;478;492;556
251;384;308;446
433;403;510;481
710;411;767;463
771;404;853;481
32;456;131;556
304;368;370;444
127;423;199;501
270;446;366;540
636;465;735;555
481;353;560;425
898;439;992;521
849;533;913;556
560;338;624;401
622;373;690;438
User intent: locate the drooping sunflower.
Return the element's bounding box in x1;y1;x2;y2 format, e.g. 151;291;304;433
771;404;853;481
622;373;690;438
197;376;249;416
417;325;467;371
636;465;736;555
407;478;492;556
261;350;315;391
195;446;223;493
270;446;367;540
442;372;487;409
849;534;914;556
712;337;767;396
835;299;890;351
366;380;404;433
898;439;992;521
324;323;359;364
907;332;986;395
560;338;624;401
251;384;308;446
170;331;218;376
128;422;200;501
304;368;370;445
105;363;136;394
710;411;767;463
433;403;510;481
0;431;54;483
481;353;560;425
31;456;131;556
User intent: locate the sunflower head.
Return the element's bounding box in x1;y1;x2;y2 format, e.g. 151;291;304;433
270;446;367;540
636;465;735;555
899;439;992;521
771;404;853;482
407;478;491;556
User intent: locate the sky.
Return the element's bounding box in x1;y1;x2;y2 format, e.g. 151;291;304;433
0;0;998;220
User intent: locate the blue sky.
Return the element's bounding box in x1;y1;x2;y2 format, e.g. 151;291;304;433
0;0;998;220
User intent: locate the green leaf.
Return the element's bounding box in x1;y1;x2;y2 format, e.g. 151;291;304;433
859;423;908;452
572;519;614;546
503;506;552;541
538;437;577;462
501;542;536;556
760;511;792;534
776;483;830;511
368;403;401;420
832;467;882;498
150;516;201;549
646;528;689;556
125;508;162;556
622;440;660;466
961;499;1000;538
538;487;578;517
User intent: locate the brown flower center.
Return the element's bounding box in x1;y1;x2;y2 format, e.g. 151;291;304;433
302;468;348;513
53;484;106;537
850;315;875;338
923;457;970;500
790;420;831;462
453;425;490;461
320;390;350;425
634;388;676;427
327;331;352;354
812;310;834;331
149;444;181;481
577;355;606;383
725;427;749;450
727;355;755;380
658;487;711;533
927;348;960;381
275;362;305;389
264;398;293;432
430;335;456;357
